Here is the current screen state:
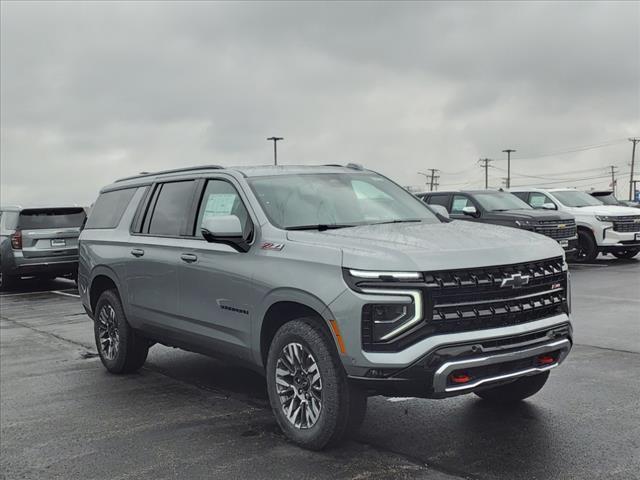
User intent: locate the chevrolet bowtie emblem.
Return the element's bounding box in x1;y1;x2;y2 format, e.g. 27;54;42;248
501;273;531;288
557;224;566;228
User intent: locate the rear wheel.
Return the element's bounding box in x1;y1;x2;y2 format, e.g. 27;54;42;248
266;318;367;450
475;371;550;404
575;230;598;263
0;271;19;290
612;248;640;259
94;289;149;374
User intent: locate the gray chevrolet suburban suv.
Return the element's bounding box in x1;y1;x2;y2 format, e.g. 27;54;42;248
79;164;573;449
1;205;87;288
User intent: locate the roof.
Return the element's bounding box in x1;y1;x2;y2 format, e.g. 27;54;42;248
509;187;578;193
424;189;509;195
1;204;85;212
109;163;368;189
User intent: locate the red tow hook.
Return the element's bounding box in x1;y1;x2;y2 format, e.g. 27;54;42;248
450;372;472;384
537;354;556;365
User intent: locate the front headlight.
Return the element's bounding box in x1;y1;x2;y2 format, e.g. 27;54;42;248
361;289;423;341
515;220;533;227
595;215;617;222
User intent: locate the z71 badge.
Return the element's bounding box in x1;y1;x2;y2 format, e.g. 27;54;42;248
261;242;285;251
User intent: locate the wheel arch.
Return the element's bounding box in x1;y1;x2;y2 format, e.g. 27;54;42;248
88;267;123;316
254;289;338;369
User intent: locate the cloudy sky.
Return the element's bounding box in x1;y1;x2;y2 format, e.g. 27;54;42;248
1;1;639;206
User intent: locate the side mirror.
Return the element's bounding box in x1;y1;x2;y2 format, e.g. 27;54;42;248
462;206;479;217
201;215;250;252
429;204;449;219
541;203;557;210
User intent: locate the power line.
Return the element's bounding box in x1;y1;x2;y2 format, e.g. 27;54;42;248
490;164;620;182
417;169;440;191
507;138;627;161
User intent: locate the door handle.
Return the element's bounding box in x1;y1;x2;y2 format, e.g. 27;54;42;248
131;248;145;258
180;253;198;263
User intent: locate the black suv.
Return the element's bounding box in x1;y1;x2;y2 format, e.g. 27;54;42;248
419;190;578;258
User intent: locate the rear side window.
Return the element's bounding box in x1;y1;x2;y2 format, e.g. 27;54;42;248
147;181;196;236
426;195;450;210
85;188;137;229
18;208;86;229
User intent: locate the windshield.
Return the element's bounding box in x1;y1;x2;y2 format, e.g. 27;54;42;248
552;191;603;207
248;173;439;229
591;193;619;205
472;192;532;211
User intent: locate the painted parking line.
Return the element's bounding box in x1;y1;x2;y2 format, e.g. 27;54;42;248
386;397;416;403
0;289;78;298
52;290;81;298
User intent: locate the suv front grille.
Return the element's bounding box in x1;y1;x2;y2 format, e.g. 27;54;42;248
361;257;568;352
533;220;577;240
612;216;640;233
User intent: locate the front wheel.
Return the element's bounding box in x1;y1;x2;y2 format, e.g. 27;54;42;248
474;371;550;404
266;318;367;450
612;248;640;259
94;289;149;374
575;230;598;263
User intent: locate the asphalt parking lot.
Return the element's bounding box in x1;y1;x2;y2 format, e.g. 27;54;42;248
1;258;639;480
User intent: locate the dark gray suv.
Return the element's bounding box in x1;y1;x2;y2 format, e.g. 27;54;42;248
1;205;86;288
79;164;573;449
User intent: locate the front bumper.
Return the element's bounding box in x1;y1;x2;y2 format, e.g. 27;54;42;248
348;322;572;398
599;226;640;250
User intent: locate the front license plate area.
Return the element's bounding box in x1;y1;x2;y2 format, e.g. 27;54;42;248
51;239;66;247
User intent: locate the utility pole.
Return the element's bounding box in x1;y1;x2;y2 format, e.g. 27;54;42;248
608;165;618;195
478;158;493;189
417;169;440;191
629;138;639;200
502;149;516;189
267;137;284;166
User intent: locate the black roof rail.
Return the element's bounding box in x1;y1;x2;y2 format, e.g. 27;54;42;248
115;165;225;183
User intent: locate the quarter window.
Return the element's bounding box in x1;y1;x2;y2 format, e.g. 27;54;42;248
85;188;137;229
147;181;196;236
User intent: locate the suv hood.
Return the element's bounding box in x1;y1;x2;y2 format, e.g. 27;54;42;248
564;205;640;217
490;209;573;222
286;221;564;272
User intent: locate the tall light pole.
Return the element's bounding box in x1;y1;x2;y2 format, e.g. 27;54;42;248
629;138;639;200
502;149;516;189
267;137;284;166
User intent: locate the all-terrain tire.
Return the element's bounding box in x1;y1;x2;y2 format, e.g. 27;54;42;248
474;371;550;404
266;317;367;450
94;289;149;374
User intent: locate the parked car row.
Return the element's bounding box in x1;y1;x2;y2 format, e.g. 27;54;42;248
420;188;640;262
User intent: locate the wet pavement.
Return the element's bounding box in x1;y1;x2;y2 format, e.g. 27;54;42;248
1;258;639;479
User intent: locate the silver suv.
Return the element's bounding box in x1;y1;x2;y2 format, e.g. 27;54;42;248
79;165;573;449
1;205;87;288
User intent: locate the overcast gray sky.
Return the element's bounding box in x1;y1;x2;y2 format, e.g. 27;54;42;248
1;1;639;206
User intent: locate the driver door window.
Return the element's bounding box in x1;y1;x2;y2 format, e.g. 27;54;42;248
529;192;554;209
195;180;252;239
451;195;473;215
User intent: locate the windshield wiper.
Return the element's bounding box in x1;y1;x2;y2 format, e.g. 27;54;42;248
369;219;423;226
285;224;358;231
